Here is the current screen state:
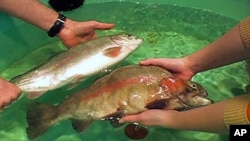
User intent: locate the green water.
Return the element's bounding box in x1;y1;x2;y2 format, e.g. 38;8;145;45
0;2;249;141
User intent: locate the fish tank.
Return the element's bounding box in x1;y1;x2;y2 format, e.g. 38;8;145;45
0;0;250;141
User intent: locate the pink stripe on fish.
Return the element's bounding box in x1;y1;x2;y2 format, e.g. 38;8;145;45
80;76;156;101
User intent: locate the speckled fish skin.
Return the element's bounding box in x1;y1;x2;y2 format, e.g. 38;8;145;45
61;65;212;119
10;34;142;99
26;65;213;139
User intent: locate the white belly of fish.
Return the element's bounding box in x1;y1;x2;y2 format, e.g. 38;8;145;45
19;51;124;98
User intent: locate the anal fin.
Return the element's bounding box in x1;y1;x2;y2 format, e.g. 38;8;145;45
71;119;93;133
26;91;47;99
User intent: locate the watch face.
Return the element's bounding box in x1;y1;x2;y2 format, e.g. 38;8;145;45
49;0;85;12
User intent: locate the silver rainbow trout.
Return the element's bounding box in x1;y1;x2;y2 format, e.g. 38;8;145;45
10;34;142;99
26;65;213;139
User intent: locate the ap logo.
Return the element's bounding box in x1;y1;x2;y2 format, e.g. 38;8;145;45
230;125;250;141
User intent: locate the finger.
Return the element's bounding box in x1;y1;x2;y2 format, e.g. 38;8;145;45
0;98;11;111
1;93;22;111
119;115;141;123
0;101;4;111
139;58;167;66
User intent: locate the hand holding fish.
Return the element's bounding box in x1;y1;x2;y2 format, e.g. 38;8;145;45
58;20;115;48
119;99;232;134
117;59;198;129
0;78;21;111
140;58;195;80
126;20;250;134
119;109;179;126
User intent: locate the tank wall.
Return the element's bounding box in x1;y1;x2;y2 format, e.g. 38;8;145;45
1;0;249;34
85;0;250;20
0;0;249;71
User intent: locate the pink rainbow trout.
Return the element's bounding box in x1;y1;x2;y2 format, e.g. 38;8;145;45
26;65;213;139
10;34;142;99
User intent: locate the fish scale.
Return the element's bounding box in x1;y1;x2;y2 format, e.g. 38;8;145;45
10;34;142;99
26;65;213;139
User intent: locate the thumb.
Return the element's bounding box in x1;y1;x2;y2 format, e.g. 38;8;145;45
95;22;115;30
139;58;167;66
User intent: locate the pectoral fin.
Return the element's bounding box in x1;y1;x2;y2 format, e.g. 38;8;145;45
145;99;170;109
146;98;189;111
26;91;48;99
101;110;126;120
101;110;126;128
71;119;93;133
110;119;124;128
103;46;122;58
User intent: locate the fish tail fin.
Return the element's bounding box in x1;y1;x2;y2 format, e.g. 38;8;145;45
26;102;59;139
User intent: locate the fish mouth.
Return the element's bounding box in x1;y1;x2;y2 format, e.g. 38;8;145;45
174;93;213;108
111;34;142;46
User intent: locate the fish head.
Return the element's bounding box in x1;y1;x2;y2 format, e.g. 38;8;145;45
160;77;213;108
179;81;213;107
110;34;143;50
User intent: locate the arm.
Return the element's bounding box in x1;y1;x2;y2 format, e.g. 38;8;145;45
140;17;250;79
120;94;250;134
186;17;250;73
121;17;250;133
0;0;58;31
0;0;115;48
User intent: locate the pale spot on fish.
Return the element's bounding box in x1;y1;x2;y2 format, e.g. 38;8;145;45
103;46;122;58
131;94;142;100
121;100;128;106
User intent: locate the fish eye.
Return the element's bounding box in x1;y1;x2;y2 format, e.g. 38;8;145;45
126;34;132;37
189;82;198;89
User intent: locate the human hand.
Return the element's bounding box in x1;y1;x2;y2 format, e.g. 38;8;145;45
58;20;115;48
0;78;21;111
119;109;179;127
139;58;195;80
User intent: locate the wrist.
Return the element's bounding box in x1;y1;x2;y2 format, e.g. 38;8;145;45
161;110;180;128
181;57;197;78
57;19;81;48
57;18;72;38
47;14;66;37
